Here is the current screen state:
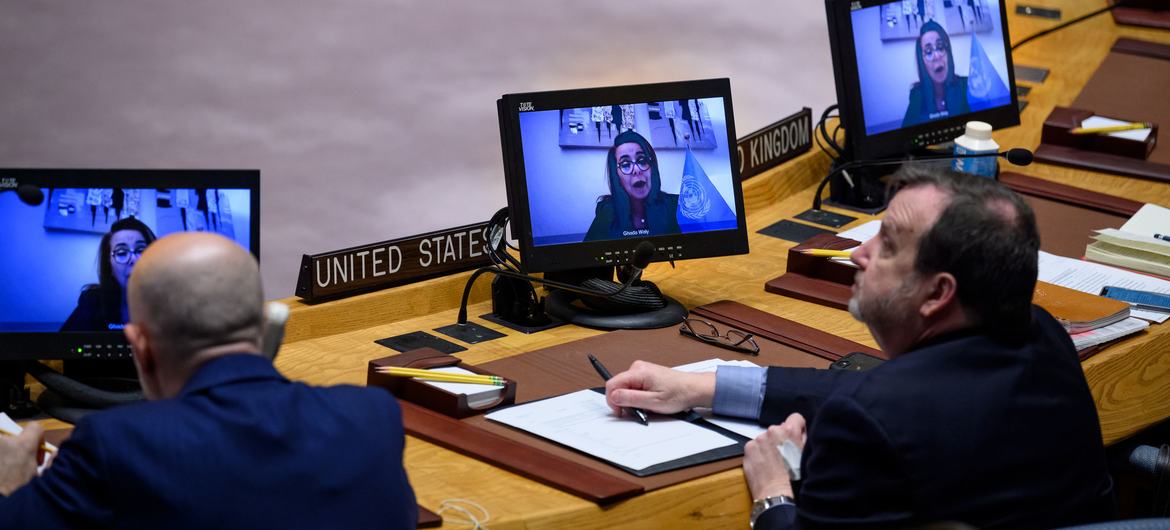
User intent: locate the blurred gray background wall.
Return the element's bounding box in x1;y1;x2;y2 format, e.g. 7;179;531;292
0;1;835;299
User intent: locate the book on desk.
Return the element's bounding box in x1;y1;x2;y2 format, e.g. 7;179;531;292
1086;204;1170;279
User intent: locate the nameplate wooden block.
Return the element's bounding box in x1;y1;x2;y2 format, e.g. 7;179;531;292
736;107;813;180
295;222;492;303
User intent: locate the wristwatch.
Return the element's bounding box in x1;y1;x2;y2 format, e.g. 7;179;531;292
750;494;795;528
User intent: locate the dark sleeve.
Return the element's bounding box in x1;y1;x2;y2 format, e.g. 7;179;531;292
760;367;862;425
755;504;798;530
901;84;922;128
0;421;115;529
60;289;99;332
790;395;914;530
584;199;614;242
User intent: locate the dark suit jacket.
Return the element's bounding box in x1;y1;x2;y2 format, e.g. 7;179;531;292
902;76;970;128
59;286;123;332
584;192;680;242
755;307;1115;530
0;354;417;530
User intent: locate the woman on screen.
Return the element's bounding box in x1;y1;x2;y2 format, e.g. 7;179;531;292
902;20;969;128
584;130;680;242
61;217;157;332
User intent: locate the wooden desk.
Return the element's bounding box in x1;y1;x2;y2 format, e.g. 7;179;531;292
249;2;1170;527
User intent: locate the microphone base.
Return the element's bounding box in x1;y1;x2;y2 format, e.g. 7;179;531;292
545;289;687;330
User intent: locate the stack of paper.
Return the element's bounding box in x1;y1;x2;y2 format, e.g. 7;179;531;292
1069;317;1150;351
1085;204;1170;279
422;367;504;409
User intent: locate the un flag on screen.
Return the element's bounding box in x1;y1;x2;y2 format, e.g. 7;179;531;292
967;35;1010;111
677;148;736;233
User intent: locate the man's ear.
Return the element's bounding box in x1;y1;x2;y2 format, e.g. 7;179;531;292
124;323;154;374
919;272;958;319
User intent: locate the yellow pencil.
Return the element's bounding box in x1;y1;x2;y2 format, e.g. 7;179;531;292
798;249;854;258
376;367;506;386
0;427;58;455
1069;122;1153;135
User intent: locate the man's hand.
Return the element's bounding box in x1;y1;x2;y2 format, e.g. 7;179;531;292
605;360;715;415
743;413;807;500
0;423;44;496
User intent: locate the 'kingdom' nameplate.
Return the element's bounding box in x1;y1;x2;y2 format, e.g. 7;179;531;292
295;222;491;303
736;107;813;180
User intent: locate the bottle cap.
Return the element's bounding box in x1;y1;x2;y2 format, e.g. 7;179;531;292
964;121;993;141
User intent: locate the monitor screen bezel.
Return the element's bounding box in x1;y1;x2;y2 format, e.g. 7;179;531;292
498;78;749;273
825;0;1020;161
0;168;260;361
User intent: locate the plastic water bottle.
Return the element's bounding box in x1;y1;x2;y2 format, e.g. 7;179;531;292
952;121;999;178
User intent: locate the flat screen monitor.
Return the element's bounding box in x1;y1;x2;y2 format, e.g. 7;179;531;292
0;169;260;361
826;0;1019;161
497;78;748;274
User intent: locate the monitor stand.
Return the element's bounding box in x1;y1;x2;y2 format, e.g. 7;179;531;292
542;266;688;330
824;161;894;214
0;363;38;419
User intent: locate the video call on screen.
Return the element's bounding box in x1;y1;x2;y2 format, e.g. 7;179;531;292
519;98;739;247
852;0;1011;136
0;187;254;333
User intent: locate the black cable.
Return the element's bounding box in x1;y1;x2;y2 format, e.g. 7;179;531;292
818;105;843;159
25;361;144;407
1011;3;1118;50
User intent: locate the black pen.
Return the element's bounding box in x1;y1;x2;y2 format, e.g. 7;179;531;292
587;354;649;426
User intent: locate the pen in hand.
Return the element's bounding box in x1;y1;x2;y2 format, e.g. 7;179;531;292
588;354;650;426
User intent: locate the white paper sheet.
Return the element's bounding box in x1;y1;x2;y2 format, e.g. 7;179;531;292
836;220;881;244
485;389;736;471
0;413;57;474
1121;203;1170;238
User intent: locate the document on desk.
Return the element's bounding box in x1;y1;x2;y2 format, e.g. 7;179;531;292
1038;251;1170;323
837;220;881;244
485;389;737;472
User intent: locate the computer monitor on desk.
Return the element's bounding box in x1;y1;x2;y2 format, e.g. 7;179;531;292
823;0;1019;210
0;168;259;417
496;78;748;329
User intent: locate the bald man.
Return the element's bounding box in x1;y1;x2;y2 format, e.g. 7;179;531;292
0;233;416;529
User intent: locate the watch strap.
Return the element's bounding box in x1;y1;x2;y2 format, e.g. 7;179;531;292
750;494;795;528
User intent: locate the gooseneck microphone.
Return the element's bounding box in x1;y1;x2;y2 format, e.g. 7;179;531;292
455;240;657;325
811;147;1035;211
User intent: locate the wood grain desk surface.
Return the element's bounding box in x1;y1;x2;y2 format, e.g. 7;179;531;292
32;3;1169;529
272;4;1170;528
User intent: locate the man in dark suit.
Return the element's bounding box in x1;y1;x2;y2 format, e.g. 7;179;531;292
0;232;417;529
605;167;1115;529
